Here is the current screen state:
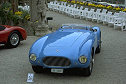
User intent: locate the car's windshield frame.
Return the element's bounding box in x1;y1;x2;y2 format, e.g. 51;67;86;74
61;25;93;31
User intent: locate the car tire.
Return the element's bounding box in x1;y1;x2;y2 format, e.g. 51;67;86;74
95;32;101;53
6;31;20;48
84;56;94;76
32;66;43;73
95;42;101;53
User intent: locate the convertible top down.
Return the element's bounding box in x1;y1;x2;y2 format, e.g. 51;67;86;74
29;24;101;76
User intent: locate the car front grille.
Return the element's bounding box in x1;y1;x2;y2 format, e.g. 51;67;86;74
42;56;71;67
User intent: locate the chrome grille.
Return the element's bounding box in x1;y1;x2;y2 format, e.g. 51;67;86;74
42;56;71;67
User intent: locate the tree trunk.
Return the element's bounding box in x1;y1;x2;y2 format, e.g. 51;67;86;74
29;0;38;22
11;0;18;13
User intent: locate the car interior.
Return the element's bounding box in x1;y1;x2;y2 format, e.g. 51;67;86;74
0;25;5;31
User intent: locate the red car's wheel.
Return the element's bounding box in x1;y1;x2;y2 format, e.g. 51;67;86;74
6;31;20;48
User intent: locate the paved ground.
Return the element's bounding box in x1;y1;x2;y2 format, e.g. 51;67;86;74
0;11;126;84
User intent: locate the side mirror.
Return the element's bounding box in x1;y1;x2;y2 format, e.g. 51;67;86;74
93;29;97;32
46;17;53;24
46;17;53;20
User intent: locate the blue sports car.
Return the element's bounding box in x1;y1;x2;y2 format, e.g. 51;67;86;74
29;24;101;76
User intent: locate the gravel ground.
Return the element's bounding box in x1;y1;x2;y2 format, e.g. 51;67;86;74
0;11;126;84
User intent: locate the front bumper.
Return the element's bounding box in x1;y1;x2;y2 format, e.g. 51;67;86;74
29;57;90;69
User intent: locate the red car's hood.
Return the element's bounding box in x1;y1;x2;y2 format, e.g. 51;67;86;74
3;25;21;29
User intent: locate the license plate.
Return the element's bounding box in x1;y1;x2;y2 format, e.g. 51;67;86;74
51;69;63;73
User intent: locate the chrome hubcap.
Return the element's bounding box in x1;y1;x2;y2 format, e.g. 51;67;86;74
10;33;19;46
89;58;94;72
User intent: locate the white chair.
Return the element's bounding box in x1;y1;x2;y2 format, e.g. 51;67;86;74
68;4;77;15
92;9;101;21
73;6;83;18
114;18;126;31
58;2;63;13
65;5;74;15
18;5;30;12
80;8;89;19
77;6;84;17
121;21;126;31
97;9;107;23
69;6;77;17
67;5;74;16
61;2;67;13
66;4;78;16
53;2;60;11
102;11;113;24
24;5;30;12
108;11;124;27
51;1;58;11
114;12;126;31
107;12;119;27
86;8;95;20
73;4;77;8
48;2;54;10
18;6;24;10
64;4;71;15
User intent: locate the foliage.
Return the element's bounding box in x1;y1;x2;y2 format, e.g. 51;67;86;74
122;8;126;12
106;6;113;10
0;2;30;25
0;2;11;24
71;0;76;4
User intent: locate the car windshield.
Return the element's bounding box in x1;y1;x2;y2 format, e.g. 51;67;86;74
0;25;5;31
61;24;93;31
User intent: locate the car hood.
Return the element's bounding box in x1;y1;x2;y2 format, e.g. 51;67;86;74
3;25;22;29
45;32;83;47
40;31;91;57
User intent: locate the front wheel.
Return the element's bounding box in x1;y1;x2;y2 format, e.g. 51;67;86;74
6;31;20;48
95;41;101;53
84;56;94;76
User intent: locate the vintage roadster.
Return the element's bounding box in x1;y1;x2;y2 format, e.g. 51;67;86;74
0;25;27;48
29;24;101;76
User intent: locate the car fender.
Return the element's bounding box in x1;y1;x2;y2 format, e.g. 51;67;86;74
29;36;48;58
15;28;27;40
79;39;93;62
0;30;9;43
92;26;101;46
8;27;27;40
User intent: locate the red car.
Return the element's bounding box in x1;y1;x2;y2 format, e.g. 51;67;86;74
0;25;27;48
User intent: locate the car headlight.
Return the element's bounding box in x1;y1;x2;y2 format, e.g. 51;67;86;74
30;54;36;61
79;56;87;64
